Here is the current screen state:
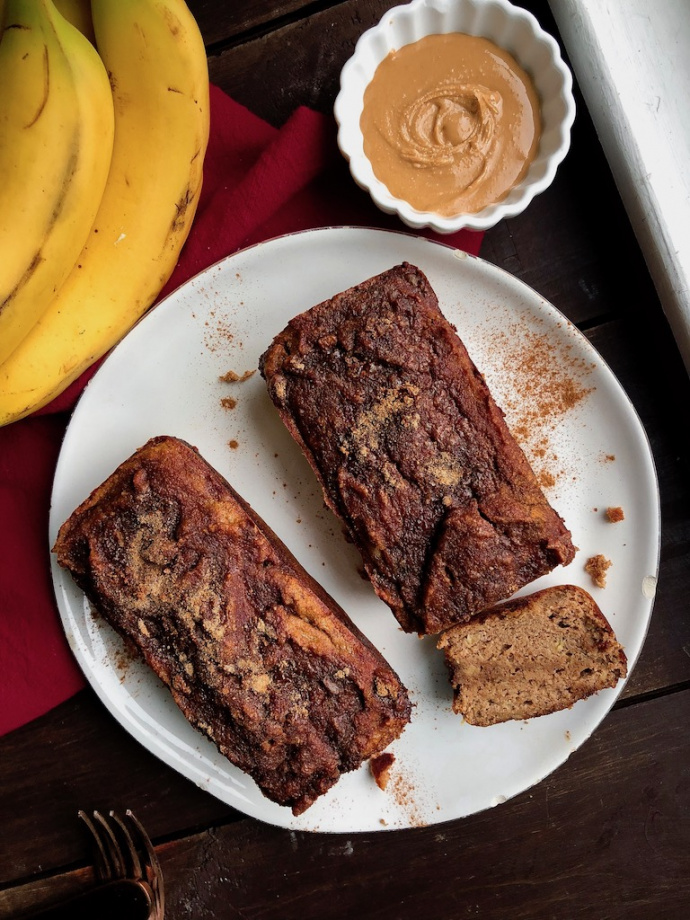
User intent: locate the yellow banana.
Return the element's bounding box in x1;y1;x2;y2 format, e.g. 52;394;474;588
0;0;114;365
0;0;210;425
53;0;96;45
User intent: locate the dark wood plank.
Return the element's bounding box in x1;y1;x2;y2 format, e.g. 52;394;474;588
481;105;663;330
0;868;95;920
186;0;323;46
584;317;690;700
584;311;690;684
3;689;689;920
0;692;237;888
204;0;413;126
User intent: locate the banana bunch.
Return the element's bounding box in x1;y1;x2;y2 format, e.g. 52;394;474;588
0;0;114;366
0;0;210;426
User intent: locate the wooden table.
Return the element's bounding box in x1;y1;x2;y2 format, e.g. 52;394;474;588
2;2;689;917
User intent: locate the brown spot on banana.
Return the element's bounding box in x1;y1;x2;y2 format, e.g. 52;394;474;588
0;252;45;317
161;7;181;37
170;185;194;234
24;44;50;128
48;145;80;221
0;140;79;315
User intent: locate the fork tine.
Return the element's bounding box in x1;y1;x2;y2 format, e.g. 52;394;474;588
108;810;144;880
92;810;127;878
125;810;165;920
77;809;117;881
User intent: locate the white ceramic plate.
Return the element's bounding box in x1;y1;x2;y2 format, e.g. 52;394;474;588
50;227;659;833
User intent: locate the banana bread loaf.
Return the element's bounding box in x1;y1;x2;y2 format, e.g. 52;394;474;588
53;435;411;815
259;262;576;635
437;584;627;726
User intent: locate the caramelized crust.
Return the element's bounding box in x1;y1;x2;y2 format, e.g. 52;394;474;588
259;263;576;634
53;436;411;815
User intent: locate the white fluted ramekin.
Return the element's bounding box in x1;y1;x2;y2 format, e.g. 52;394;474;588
334;0;576;234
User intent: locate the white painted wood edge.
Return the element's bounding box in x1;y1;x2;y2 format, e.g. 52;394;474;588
547;0;690;375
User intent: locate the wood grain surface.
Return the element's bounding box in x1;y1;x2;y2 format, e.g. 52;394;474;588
1;2;688;918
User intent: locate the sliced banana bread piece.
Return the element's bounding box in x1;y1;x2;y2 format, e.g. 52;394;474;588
437;584;627;726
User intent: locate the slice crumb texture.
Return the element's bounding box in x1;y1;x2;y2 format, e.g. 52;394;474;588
437;584;627;727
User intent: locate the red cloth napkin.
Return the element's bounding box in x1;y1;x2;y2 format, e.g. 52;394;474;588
0;84;483;738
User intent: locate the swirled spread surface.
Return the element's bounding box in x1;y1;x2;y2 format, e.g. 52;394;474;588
360;33;541;216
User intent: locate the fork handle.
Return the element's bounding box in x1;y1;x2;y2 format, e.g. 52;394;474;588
22;878;154;919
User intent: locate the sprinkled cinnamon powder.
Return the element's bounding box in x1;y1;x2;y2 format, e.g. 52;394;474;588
481;320;595;486
389;772;426;827
204;311;235;353
538;469;556;490
585;554;611;588
111;636;137;682
220;396;237;410
228;439;239;450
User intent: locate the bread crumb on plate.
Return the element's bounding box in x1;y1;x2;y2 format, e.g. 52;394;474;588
605;506;625;523
585;553;612;587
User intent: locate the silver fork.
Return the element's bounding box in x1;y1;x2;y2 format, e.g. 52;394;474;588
78;809;165;919
24;810;164;919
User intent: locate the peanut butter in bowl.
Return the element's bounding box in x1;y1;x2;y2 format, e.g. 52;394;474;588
360;32;541;217
334;0;576;234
